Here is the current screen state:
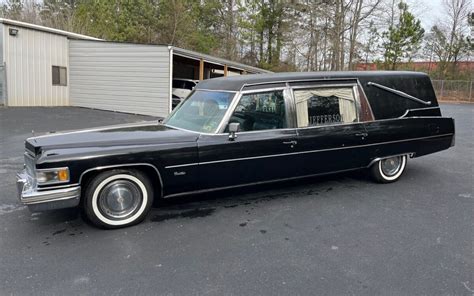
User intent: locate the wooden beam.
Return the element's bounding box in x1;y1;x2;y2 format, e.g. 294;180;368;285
199;58;204;81
224;64;228;77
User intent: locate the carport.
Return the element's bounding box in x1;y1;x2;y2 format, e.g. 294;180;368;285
69;40;270;117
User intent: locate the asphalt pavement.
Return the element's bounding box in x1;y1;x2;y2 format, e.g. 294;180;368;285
0;105;472;295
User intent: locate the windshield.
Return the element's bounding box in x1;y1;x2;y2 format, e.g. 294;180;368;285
164;90;235;133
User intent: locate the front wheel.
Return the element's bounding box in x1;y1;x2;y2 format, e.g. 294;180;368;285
370;155;407;183
83;169;154;229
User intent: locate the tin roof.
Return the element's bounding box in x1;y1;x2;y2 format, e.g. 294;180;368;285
171;46;272;74
0;18;102;41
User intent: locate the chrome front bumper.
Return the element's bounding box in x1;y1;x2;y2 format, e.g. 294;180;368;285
16;170;81;212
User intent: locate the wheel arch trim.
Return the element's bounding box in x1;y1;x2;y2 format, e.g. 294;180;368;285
78;163;164;198
367;153;413;168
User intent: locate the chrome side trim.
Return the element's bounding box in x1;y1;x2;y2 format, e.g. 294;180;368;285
366;153;414;168
367;82;432;105
289;82;357;90
239;77;359;92
398;106;441;118
38;183;80;190
78;163;164;198
240;86;287;94
222;128;296;135
195;89;238;93
166;133;453;168
165;163;199;169
163;167;361;199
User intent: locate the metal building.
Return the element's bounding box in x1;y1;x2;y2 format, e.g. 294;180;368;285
0;18;270;117
0;18;100;107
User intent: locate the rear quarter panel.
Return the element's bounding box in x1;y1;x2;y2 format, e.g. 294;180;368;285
361;117;455;164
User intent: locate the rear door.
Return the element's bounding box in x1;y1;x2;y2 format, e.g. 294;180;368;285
290;82;372;175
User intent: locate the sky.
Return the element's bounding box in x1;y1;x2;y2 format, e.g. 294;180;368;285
406;0;446;29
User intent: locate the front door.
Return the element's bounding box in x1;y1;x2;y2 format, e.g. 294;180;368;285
197;89;298;190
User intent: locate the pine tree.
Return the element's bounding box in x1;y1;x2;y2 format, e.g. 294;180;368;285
382;2;424;70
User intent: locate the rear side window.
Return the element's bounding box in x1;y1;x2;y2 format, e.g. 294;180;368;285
228;90;287;132
294;87;357;128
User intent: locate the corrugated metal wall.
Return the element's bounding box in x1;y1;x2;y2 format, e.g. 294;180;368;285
3;24;69;106
69;41;171;117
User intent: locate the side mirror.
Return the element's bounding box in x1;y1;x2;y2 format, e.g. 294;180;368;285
228;122;240;141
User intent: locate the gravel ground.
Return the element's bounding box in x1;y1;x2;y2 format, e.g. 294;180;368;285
0;105;472;295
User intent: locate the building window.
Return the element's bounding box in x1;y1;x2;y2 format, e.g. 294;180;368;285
52;66;67;86
294;87;357;128
228;90;287;132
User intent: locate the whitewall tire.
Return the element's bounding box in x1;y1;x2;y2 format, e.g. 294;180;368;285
83;169;154;229
370;155;407;183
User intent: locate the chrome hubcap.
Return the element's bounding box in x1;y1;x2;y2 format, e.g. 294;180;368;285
98;180;142;220
381;156;403;176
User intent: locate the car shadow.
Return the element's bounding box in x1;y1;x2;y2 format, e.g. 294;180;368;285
148;170;369;222
28;169;370;228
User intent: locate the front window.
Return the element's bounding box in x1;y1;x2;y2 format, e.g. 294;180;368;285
165;90;235;133
227;90;287;132
294;87;358;127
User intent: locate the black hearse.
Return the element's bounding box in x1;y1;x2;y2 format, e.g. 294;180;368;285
16;71;455;228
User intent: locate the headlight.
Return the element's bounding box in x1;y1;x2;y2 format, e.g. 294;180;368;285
36;167;70;185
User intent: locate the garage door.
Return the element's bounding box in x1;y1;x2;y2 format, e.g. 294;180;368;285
69;40;170;117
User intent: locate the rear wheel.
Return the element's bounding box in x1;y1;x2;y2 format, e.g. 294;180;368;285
83;169;154;229
370;155;407;183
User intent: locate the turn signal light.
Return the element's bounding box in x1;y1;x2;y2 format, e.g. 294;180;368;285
58;169;69;181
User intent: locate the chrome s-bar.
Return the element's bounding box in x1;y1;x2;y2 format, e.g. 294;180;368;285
367;81;432;106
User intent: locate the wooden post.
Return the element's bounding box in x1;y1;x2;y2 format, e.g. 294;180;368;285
224;65;228;77
199;59;204;81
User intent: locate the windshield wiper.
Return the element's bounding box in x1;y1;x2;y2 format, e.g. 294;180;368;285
367;82;432;106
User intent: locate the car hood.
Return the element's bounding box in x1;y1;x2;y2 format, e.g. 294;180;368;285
25;122;199;155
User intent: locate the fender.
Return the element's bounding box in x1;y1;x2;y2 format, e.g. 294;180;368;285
78;163;164;198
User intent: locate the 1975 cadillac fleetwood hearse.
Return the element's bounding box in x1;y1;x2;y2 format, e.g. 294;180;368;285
16;71;455;228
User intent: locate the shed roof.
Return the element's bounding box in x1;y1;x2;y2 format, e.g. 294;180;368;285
171;46;272;74
0;18;102;41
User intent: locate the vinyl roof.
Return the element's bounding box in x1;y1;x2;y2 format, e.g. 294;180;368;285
0;18;102;40
195;71;430;91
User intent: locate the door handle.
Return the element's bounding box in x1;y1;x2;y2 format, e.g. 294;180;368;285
355;133;368;137
283;140;298;146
